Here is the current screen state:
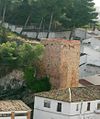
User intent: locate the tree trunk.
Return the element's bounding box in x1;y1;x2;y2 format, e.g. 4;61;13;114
20;14;31;35
46;12;53;38
0;0;6;26
36;17;44;40
69;27;75;40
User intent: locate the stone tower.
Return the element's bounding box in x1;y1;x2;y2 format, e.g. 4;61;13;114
41;39;80;89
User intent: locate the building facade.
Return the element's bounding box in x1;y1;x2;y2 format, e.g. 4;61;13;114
34;86;100;119
41;39;80;89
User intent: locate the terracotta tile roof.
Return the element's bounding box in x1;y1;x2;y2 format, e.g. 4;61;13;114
35;86;100;102
79;79;94;86
0;100;31;112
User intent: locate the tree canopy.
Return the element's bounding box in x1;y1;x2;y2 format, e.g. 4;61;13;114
0;0;98;30
0;41;44;68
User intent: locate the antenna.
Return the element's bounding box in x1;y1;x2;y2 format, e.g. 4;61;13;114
68;88;72;102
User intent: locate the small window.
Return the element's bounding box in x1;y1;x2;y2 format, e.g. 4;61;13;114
76;104;79;111
57;103;62;112
97;103;100;110
87;102;90;111
44;100;50;108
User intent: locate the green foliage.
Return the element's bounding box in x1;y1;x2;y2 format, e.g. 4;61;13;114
0;27;7;43
24;66;36;82
0;41;44;68
23;61;51;93
18;43;44;67
0;41;18;67
24;66;51;93
60;0;98;28
0;27;17;43
0;41;50;92
0;0;98;30
31;76;51;92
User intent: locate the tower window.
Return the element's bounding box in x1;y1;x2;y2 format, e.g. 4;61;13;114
57;103;62;112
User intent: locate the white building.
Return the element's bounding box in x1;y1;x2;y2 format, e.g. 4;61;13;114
34;86;100;119
0;100;31;119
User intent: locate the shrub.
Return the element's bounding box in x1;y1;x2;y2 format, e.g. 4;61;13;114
25;76;51;93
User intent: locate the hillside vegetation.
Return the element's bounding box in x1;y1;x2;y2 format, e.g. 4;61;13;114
0;28;51;92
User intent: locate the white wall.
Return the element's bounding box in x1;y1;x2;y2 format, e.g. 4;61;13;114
3;23;9;29
80;44;84;53
84;46;100;66
22;31;71;39
2;21;71;39
0;118;11;119
34;96;71;115
79;54;87;78
15;116;27;119
79;64;87;78
10;25;16;32
75;28;87;39
34;96;71;119
15;27;22;34
83;38;100;51
33;96;100;119
75;28;91;39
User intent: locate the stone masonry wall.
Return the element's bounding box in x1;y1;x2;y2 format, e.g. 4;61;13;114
41;39;80;89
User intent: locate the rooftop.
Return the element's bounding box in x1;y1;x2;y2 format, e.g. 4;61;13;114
35;86;100;102
79;79;94;86
0;100;31;112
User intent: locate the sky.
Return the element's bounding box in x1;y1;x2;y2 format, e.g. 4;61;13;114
94;0;100;7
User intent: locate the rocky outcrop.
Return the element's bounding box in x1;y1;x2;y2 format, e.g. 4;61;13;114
0;69;35;108
0;70;24;90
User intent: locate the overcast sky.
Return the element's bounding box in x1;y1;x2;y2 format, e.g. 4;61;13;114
94;0;100;6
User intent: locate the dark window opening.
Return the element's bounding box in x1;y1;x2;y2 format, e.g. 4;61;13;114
87;102;90;111
15;113;27;116
76;104;79;111
57;103;62;112
97;103;100;110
